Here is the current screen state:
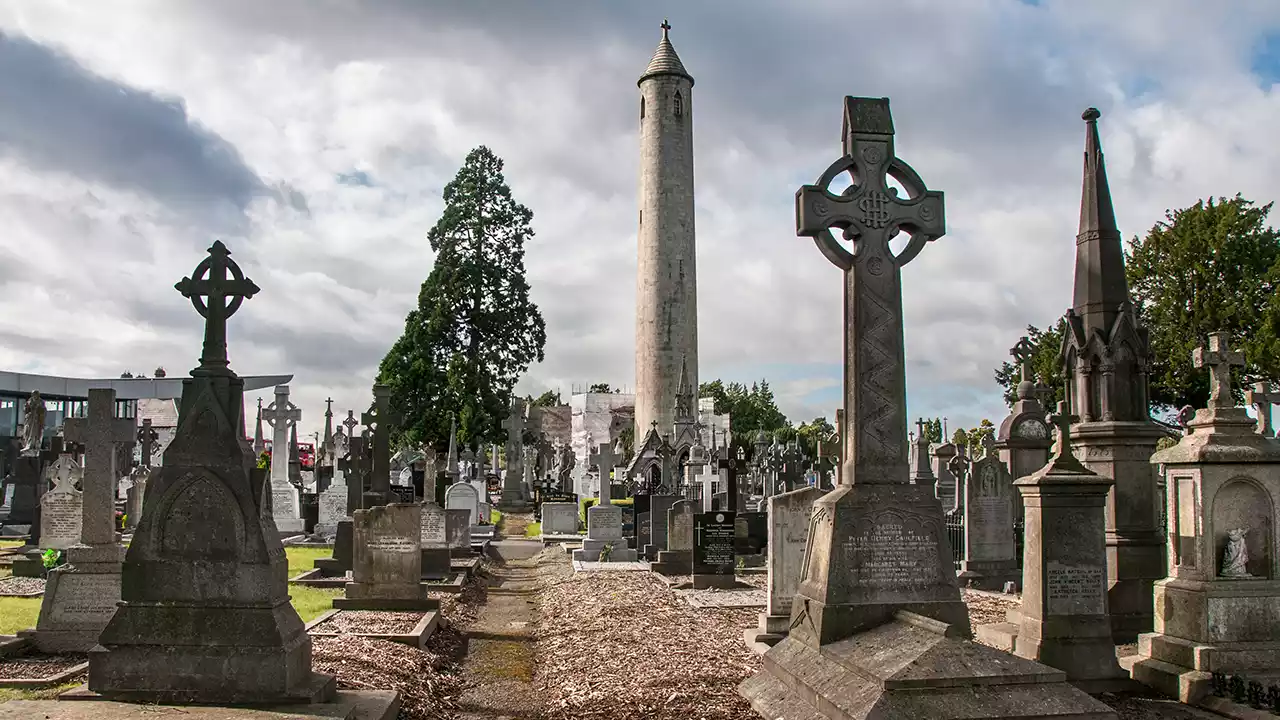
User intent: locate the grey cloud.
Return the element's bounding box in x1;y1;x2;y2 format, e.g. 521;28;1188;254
0;31;269;217
235;321;391;382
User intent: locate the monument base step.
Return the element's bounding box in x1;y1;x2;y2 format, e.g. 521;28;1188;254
692;573;736;590
80;669;337;707
573;538;638;562
974;621;1019;652
740;612;1117;720
10;551;42;578
332;593;440;612
743;627;783;655
306;609;440;650
17;688;399;720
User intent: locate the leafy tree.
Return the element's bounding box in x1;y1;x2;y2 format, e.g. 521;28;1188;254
699;379;791;447
795;417;836;459
618;425;635;458
588;383;612;393
377;146;546;452
1128;195;1280;410
993;318;1069;408
950;428;968;449
962;419;995;453
527;390;562;407
913;417;942;444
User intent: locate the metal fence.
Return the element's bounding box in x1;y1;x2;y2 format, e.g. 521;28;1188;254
945;510;964;572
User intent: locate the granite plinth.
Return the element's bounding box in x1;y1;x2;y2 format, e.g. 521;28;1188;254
739;612;1117;720
23;544;123;653
572;538;638;563
312;519;353;576
649;549;689;576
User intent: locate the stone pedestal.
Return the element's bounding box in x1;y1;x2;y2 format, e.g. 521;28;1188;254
1071;420;1166;641
979;417;1127;690
754;487;821;646
23;544;123;652
313;519;352;576
1125;399;1280;703
649;499;694;575
572;504;637;562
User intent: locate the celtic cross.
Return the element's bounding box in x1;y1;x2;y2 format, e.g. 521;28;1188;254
362;384;403;500
1011;336;1036;383
342;410;358;436
1193;332;1245;409
175;240;259;375
795;97;944;485
1246;381;1280;436
138;418;160;467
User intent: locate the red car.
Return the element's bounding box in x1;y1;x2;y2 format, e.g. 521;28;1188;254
261;441;316;470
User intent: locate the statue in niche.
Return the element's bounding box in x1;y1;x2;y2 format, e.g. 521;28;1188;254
1221;527;1252;578
20;391;46;456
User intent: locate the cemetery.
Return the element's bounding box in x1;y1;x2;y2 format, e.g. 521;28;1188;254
1;10;1279;720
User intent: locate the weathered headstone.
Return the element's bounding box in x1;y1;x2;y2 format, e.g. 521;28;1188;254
361;385;402;509
124;466;148;530
335;502;436;611
756;487;822;645
419;502;450;579
740;97;1114;720
262;384;304;535
445;507;472;557
89;241;334;704
445;481;481;525
314;465;349;540
643;494;677;559
38;453;83;551
540;502;578;535
650;499;694;575
958;434;1018;590
693;511;736;589
977;403;1126;689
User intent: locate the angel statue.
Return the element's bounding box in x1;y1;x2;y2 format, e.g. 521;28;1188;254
1220;527;1252;578
20;391;47;456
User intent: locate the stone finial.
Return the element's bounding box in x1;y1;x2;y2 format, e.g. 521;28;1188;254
1040;400;1091;475
980;432;996;459
1193;332;1245;409
175;240;259;376
1011;336;1037;400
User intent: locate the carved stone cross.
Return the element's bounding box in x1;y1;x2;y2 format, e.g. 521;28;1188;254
1246;381;1280;436
138;418;160;467
795;97;945;485
342;410;358;437
175;240;259;375
1011;336;1036;383
362;384;402;503
63;388;135;545
1193;332;1245;409
1046;400;1086;472
592;441;621;505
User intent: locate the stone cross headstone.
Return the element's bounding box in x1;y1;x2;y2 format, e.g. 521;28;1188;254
592;440;621;505
315;465;349;539
138;419;160;468
39;452;83;550
694;462;717;512
261;384;303;533
1246;381;1280;437
90;240;333;702
500;398;527;506
361;384;402;508
1194;332;1245;409
63;388;135;546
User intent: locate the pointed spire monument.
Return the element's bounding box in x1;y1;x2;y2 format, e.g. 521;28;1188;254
1060;108;1166;642
89;241;335;703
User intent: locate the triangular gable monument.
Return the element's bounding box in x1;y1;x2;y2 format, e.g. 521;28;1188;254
738;97;1114;720
87;241;338;705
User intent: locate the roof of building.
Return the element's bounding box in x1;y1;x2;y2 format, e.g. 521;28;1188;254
0;371;292;400
639;20;693;86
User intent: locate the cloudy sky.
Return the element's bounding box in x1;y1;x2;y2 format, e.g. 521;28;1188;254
1;0;1279;441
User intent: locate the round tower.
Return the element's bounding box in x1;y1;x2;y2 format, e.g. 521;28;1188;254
635;19;698;440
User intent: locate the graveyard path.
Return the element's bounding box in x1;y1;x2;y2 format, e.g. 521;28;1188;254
453;530;547;720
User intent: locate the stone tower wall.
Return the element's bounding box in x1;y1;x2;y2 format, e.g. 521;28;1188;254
635;71;698;438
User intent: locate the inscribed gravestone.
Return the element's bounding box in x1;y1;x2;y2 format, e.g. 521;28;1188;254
419;502;450;578
445;482;481;526
40;454;83;550
446;508;472;556
645;494;677;557
335;502;435;611
315;467;349;539
959;441;1017;590
693;511;736;589
759;487;822;642
541;502;578;535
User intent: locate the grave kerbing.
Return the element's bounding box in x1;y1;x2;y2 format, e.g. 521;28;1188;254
88;240;335;704
738;97;1115;720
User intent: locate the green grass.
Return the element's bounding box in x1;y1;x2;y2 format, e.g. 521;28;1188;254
289;586;342;624
490;507;502;525
0;679;82;702
284;546;331;578
525;521;541;538
0;596;41;635
0;540;23;549
580;496;633;523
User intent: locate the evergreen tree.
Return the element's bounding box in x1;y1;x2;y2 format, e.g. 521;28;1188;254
992;319;1069;408
378;146;546;451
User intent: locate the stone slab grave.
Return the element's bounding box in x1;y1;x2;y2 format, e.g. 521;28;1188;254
1125;333;1280;703
334;501;440;614
0;636;88;689
975;402;1129;692
0;692;402;720
650;499;694;575
262;384;305;536
84;241;368;711
305;608;440;650
539;501;578;536
446;507;473;558
753;486;823;647
675;587;767;609
693;511;737;589
739;97;1115;720
24;388;132;655
571;559;651;573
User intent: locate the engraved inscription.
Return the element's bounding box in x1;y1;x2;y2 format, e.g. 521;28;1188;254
967;496;1014;561
368;536;419;554
48;573;119;625
41;493;83;550
847;517;940;589
420;505;447;547
1046;562;1106;615
858;191;892;229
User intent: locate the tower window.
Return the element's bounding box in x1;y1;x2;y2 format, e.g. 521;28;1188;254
674;91;683;118
640;96;645;120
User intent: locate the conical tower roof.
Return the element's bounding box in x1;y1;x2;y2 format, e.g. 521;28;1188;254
638;19;693;86
1071;107;1131;340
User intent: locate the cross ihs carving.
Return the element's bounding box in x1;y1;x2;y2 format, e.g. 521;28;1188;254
175;240;259;374
1247;381;1280;436
795;97;945;485
63;388;135;545
1193;332;1245;409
